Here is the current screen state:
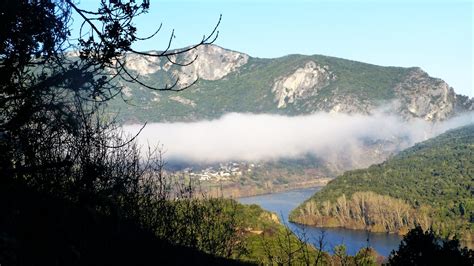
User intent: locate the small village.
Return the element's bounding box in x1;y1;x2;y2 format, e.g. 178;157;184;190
179;162;262;182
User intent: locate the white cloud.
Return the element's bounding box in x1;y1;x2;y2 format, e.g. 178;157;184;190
123;111;473;164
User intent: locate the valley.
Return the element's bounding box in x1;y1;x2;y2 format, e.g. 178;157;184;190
3;1;473;264
115;44;473;202
114;44;473;249
166;159;332;198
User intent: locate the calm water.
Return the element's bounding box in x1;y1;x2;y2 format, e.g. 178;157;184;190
238;187;402;257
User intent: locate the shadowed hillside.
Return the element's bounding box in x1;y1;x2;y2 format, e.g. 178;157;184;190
0;178;251;265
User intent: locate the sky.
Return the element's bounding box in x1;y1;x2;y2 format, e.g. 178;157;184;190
74;0;473;97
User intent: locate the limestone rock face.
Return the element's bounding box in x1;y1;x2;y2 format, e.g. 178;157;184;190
169;95;196;107
325;95;373;115
172;44;249;85
394;68;462;121
272;61;335;108
124;52;162;75
124;44;249;87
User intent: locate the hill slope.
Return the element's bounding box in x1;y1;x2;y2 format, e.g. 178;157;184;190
0;178;249;265
0;177;332;265
109;44;473;123
290;124;474;242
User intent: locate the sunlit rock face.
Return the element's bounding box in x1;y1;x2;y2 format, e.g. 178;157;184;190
125;52;162;75
272;61;335;108
124;44;249;87
169;95;196;107
394;67;470;122
172;44;249;84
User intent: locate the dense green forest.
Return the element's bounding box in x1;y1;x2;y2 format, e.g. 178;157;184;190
291;124;474;242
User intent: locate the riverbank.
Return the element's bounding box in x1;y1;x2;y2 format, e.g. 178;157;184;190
237;187;402;256
206;178;332;198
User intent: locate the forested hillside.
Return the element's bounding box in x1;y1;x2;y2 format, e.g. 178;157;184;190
291;124;474;242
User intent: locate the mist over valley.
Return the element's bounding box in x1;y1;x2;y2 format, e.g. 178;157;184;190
124;110;473;167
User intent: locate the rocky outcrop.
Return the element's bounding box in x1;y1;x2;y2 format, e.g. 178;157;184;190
324;94;373;115
124;52;162;75
454;93;474;113
272;61;335;108
172;45;249;84
124;44;249;87
169;95;196;107
394;68;459;121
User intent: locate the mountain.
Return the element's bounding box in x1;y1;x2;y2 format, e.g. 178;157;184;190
108;44;473;123
289;124;474;242
105;44;473;197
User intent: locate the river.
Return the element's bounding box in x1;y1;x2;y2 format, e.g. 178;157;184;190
238;187;402;257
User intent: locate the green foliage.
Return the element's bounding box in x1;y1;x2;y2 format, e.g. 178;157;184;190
291;124;474;240
0;178;248;266
333;244;350;265
234;204;382;265
152;198;243;258
354;248;378;266
232;203;323;264
388;226;474;266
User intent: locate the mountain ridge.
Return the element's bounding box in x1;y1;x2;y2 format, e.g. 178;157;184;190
109;44;473;124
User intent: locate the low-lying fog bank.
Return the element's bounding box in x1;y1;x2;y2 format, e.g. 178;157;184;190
123;111;473;164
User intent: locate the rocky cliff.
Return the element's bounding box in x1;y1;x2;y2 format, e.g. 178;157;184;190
393;67;472;121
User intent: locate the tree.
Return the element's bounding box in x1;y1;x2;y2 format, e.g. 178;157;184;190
388;226;473;266
333;244;350;266
0;0;220;191
0;1;244;263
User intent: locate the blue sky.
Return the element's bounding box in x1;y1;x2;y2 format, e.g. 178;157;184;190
75;0;473;97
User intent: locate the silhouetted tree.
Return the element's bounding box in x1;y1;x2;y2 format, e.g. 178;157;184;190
388;225;473;266
260;223;331;265
0;0;220;192
0;0;245;263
